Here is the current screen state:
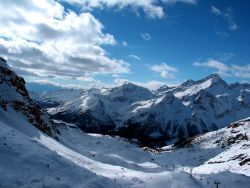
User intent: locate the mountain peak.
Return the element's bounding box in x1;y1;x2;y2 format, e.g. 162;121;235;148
157;85;170;90
205;73;221;80
109;82;153;102
116;82;146;92
0;57;10;69
121;82;138;88
181;79;195;87
200;73;228;87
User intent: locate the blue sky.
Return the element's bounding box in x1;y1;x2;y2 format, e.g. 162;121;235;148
0;0;249;89
93;0;250;84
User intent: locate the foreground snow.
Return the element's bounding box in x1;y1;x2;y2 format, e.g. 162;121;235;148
0;109;122;188
0;108;249;187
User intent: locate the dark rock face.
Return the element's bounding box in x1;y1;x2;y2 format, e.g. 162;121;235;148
52;110;116;135
0;63;29;101
118;113;169;147
0;57;58;137
117;122;168;147
0;96;7;111
228;118;250;129
186;121;199;137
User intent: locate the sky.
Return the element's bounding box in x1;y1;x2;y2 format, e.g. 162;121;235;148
0;0;249;90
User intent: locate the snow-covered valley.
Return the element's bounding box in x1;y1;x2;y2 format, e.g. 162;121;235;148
0;107;250;188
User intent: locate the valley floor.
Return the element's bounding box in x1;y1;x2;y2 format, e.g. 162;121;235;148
0;108;250;188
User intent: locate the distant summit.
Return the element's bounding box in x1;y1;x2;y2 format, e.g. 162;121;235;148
201;73;228;87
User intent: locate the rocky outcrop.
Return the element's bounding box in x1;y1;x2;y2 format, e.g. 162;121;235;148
0;57;59;137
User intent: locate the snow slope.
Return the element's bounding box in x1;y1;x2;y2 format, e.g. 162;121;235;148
1;107;249;187
0;108;123;188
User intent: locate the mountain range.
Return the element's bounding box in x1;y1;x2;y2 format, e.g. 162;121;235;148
30;72;250;146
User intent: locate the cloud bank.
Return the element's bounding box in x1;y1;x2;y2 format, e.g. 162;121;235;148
0;0;198;83
0;0;129;80
210;5;238;31
150;63;177;78
193;59;250;78
64;0;198;19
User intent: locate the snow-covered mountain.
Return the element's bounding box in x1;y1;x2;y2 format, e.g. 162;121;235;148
0;57;58;137
33;73;250;146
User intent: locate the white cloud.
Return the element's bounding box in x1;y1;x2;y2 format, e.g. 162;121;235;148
0;0;130;79
193;59;229;75
65;0;165;18
140;33;152;41
128;54;141;61
77;76;96;82
140;80;171;90
210;6;238;31
162;0;197;4
29;79;61;86
216;52;235;62
0;0;198;86
64;0;197;19
224;13;238;31
211;6;221;15
121;41;128;47
150;63;177;78
231;64;250;78
193;59;250;78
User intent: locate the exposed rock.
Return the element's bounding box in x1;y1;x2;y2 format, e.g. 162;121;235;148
0;57;59;137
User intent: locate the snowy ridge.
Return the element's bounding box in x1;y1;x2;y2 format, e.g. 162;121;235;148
168;117;250;176
33;73;250;146
193;118;250;175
